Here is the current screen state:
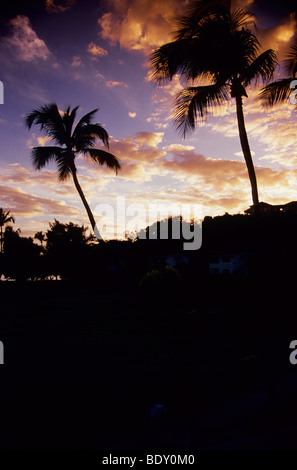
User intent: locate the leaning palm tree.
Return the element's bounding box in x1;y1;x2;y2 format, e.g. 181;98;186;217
150;0;277;207
25;103;120;238
0;208;15;253
259;33;297;106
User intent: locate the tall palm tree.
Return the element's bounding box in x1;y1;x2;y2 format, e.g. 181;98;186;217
0;208;15;253
25;103;120;237
259;33;297;106
150;0;277;207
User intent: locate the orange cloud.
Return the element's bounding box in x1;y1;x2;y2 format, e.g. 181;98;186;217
232;0;254;8
37;136;52;146
98;0;186;53
87;42;108;58
258;13;297;63
98;0;258;55
45;0;76;13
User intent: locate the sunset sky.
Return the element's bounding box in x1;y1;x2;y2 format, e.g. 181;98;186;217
0;0;296;239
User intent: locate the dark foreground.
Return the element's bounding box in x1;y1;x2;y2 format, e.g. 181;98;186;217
0;277;297;450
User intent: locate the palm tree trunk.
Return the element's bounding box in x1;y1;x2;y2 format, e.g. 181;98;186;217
235;95;259;207
71;169;103;240
0;225;3;254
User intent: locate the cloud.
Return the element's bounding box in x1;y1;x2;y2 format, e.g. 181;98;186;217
165;144;195;152
232;0;254;8
110;135;166;163
37;136;52;146
71;56;82;67
147;75;184;130
3;15;51;62
157;145;297;204
87;42;108;58
134;131;164;147
116;162;151;181
45;0;76;13
95;73;105;82
258;13;297;63
128;112;136;118
204;87;297;170
105;80;128;88
98;0;187;53
0;185;80;219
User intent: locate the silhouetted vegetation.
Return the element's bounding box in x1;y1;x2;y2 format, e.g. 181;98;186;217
1;209;297;449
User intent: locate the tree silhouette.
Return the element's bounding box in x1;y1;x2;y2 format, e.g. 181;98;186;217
45;219;96;280
0;208;15;253
25;103;120;237
260;32;297;106
2;226;42;281
34;231;46;246
150;0;277;207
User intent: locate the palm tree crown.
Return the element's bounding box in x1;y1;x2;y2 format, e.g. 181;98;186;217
0;208;15;253
25;103;120;236
150;0;277;207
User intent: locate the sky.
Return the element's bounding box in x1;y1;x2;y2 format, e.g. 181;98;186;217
0;0;297;239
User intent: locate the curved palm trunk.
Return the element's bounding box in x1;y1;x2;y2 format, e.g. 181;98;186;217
235;95;259;207
71;169;103;241
0;225;3;253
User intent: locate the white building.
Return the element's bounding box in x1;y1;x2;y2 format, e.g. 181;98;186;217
208;252;250;275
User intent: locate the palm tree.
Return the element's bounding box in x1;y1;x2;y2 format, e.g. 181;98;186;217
150;0;277;208
25;103;120;238
259;33;297;106
0;208;15;253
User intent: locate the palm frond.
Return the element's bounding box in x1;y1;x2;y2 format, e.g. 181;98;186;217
31;146;64;170
55;150;75;181
284;34;297;77
150;37;221;83
63;105;79;138
73;123;109;151
72;109;99;134
243;49;278;86
230;8;255;31
150;41;188;82
174;84;229;136
259;78;293;106
175;0;230;40
83;148;121;174
0;209;15;226
83;124;109;146
25;103;67;146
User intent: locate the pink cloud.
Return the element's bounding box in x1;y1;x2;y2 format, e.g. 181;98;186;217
105;80;128;88
4;15;51;62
